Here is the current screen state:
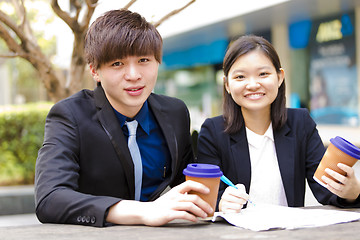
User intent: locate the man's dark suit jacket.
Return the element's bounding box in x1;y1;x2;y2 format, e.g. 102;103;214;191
35;86;194;227
197;108;360;209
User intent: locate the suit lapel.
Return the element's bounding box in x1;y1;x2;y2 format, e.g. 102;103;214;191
229;127;252;193
229;121;296;205
94;86;135;198
148;95;178;176
273;123;296;206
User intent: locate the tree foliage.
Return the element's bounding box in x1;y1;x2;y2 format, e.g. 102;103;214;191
0;103;52;185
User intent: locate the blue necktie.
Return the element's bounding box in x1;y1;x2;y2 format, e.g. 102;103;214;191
126;120;142;201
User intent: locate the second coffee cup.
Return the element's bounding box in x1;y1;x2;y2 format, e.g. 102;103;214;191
183;163;222;217
314;136;360;188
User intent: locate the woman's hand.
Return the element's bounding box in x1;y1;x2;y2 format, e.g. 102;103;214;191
322;163;360;202
219;184;249;213
106;180;213;226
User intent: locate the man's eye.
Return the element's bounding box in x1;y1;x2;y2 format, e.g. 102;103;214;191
139;58;149;63
112;62;122;66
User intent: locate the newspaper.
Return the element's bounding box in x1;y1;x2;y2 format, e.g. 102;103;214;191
212;204;360;231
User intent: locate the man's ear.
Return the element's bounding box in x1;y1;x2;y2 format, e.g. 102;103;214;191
90;64;100;82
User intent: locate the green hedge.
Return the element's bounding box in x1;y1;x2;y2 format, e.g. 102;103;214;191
0;103;52;186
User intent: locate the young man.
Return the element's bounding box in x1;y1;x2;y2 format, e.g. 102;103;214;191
35;9;212;227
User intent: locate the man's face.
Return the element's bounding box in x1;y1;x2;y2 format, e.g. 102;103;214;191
91;55;159;118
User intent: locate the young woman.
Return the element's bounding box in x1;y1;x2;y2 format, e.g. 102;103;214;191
196;35;360;213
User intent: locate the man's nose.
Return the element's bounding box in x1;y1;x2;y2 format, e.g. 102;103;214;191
124;65;141;80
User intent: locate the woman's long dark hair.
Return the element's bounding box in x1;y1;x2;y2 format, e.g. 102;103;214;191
223;35;287;134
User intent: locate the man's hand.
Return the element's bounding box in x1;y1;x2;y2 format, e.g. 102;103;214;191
106;180;213;226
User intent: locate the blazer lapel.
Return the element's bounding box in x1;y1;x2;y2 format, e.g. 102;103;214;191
147;95;178;176
229;127;252;193
94;86;135;198
274;123;296;206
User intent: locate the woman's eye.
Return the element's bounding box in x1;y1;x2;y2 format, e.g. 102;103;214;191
260;72;269;77
235;75;245;80
139;58;149;63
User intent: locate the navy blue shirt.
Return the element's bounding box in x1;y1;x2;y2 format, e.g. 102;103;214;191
113;101;171;201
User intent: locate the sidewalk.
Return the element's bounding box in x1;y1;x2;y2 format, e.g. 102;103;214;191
0;185;40;227
0;185;35;216
0;213;40;227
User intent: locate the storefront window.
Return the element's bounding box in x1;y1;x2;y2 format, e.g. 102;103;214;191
309;12;358;126
156;65;221;131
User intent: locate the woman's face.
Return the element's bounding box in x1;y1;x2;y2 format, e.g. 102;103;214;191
225;49;284;116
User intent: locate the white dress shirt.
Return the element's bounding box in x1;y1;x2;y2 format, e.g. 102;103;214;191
246;123;288;207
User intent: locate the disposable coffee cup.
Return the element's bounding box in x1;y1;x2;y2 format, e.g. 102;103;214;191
314;136;360;188
183;163;222;217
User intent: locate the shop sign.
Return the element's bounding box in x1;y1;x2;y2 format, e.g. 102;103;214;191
315;14;354;43
309;13;358;126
